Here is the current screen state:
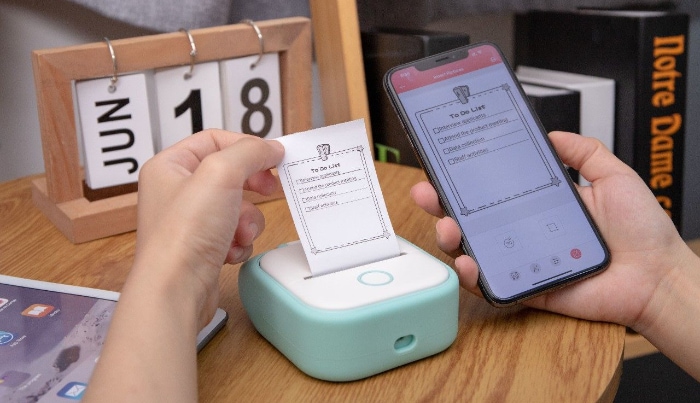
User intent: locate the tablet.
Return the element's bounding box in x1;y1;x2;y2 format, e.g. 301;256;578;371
0;275;227;402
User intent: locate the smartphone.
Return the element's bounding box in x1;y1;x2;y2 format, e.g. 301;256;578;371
384;42;610;305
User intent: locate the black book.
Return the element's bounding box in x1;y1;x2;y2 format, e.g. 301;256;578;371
522;83;580;134
521;82;582;184
515;9;689;230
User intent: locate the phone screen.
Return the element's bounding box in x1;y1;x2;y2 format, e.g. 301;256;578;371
385;43;609;304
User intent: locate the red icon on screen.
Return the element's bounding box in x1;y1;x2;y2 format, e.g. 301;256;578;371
570;249;582;259
21;304;54;318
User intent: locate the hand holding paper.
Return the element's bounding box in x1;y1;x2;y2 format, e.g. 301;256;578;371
276;120;401;276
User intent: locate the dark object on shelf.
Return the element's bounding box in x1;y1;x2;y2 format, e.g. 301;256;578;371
521;82;581;183
615;352;700;402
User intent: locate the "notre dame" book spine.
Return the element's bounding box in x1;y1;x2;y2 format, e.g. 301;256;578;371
515;10;689;231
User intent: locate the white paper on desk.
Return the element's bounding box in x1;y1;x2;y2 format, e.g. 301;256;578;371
276;119;401;276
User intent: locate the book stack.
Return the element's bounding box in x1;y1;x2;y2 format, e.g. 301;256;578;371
520;82;582;184
518;68;615;186
515;8;689;230
520;83;580;136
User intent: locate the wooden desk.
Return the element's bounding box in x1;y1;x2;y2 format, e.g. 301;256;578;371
0;162;625;402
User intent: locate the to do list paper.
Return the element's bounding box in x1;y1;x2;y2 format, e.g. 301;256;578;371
276;119;401;276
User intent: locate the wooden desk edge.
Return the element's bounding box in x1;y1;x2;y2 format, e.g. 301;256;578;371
601;353;624;403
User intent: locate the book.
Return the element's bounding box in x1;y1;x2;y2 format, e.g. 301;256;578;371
515;8;689;230
362;28;470;167
521;83;580;133
517;67;615;186
520;82;582;184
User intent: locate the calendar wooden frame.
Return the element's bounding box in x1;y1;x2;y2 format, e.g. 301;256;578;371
31;17;312;243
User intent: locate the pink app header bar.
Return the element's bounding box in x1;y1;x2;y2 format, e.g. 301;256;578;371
390;44;503;94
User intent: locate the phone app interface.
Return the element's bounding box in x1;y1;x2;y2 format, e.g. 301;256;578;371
389;44;607;300
0;284;116;402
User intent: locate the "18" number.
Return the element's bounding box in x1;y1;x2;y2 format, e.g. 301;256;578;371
174;79;273;138
240;78;272;138
174;89;203;134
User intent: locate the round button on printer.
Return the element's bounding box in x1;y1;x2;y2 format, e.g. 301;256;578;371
357;270;394;286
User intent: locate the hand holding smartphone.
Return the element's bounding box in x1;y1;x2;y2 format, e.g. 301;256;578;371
384;42;609;305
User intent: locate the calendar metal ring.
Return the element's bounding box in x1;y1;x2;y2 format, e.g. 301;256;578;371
103;37;118;93
241;19;264;69
179;29;197;79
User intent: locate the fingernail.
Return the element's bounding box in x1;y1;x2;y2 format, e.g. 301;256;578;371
233;247;245;262
269;139;284;152
249;223;260;241
435;222;443;244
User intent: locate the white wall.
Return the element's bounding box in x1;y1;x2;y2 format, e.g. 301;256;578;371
0;0;153;182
